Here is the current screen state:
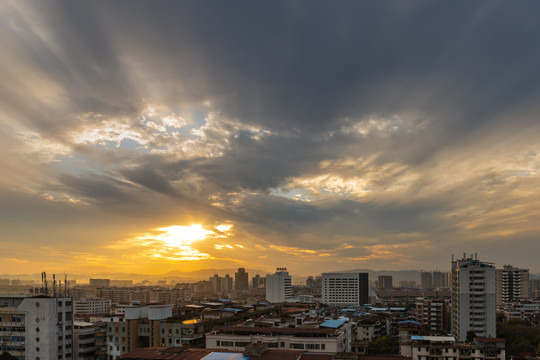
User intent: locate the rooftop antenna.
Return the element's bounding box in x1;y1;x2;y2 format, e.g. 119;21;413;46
64;273;69;297
44;272;48;296
463;252;466;260
475;252;478;260
53;273;57;298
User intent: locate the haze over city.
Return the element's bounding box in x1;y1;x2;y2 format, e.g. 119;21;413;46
1;1;540;276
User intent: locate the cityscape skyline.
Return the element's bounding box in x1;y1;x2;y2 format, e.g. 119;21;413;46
2;2;540;275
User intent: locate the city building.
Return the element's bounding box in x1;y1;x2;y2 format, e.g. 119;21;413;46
235;268;249;290
104;305;172;360
500;301;540;321
433;271;449;288
265;268;292;303
74;298;112;315
496;265;529;305
90;279;111;287
321;272;369;307
74;321;97;359
415;298;450;334
223;274;233;292
110;280;133;287
421;272;433;290
206;322;348;353
378;275;393;290
401;336;505;360
252;274;265;289
306;276;322;293
451;254;496;342
0;295;74;360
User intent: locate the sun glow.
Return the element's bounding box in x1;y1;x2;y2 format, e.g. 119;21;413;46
156;225;213;248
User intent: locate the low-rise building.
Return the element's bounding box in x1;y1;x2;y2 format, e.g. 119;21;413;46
401;336;505;360
206;323;348;353
74;298;112;315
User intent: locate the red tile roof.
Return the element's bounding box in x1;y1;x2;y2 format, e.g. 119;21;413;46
475;338;506;343
119;348;305;360
119;347;214;360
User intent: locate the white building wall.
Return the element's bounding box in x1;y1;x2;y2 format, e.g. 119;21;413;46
322;272;368;306
265;269;292;303
451;256;496;342
206;333;343;353
0;296;73;360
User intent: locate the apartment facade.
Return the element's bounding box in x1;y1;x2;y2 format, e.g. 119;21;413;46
206;326;347;353
0;296;74;360
451;256;496;341
74;298;112;315
322;272;368;307
415;298;450;334
496;265;529;305
235;268;249;290
402;336;505;360
378;276;393;290
265;268;292;303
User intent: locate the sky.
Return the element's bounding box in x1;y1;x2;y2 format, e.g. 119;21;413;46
1;1;540;277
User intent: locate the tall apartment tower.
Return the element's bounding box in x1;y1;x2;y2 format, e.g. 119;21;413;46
378;275;393;289
235;268;249;290
322;272;369;306
0;296;74;360
265;268;292;303
421;271;433;289
451;254;496;342
252;274;265;289
496;265;529;305
433;271;449;288
222;274;233;292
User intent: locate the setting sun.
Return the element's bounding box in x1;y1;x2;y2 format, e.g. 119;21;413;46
156;225;214;248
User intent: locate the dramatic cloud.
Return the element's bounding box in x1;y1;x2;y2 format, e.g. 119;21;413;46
1;1;540;276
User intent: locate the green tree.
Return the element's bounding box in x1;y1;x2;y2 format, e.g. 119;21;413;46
368;336;400;354
0;352;18;360
466;330;476;343
497;319;540;356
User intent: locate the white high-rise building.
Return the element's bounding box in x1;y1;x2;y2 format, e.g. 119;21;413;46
451;254;496;342
265;268;292;303
0;296;74;360
322;272;369;307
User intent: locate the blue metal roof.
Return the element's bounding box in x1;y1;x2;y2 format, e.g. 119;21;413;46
398;320;420;325
340;309;357;312
202;353;249;360
320;319;347;328
390;307;406;311
411;335;424;341
222;308;243;312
